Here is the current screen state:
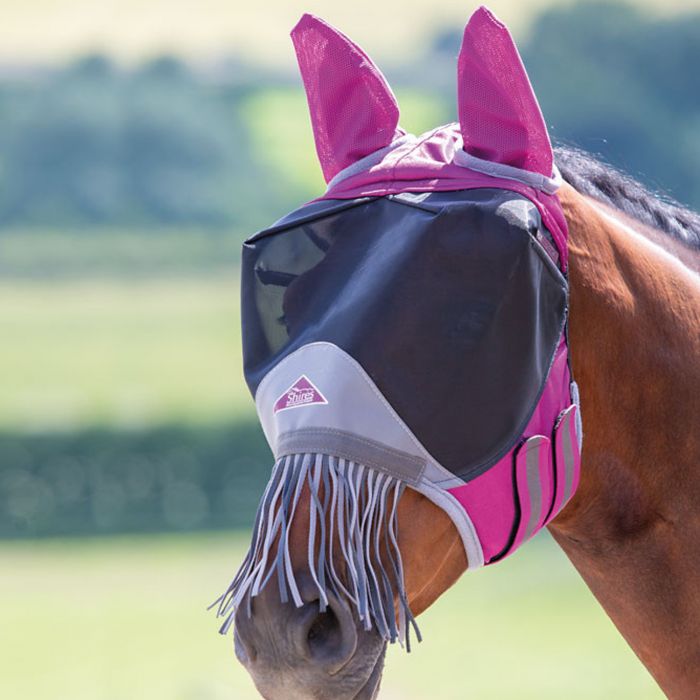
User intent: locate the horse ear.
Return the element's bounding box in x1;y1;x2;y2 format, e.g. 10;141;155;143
291;13;404;184
457;6;553;177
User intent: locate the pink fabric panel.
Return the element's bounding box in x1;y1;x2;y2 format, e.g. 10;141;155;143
319;124;569;269
457;7;553;177
448;451;516;563
291;14;404;184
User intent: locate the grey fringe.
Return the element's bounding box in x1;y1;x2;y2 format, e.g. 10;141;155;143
211;453;421;650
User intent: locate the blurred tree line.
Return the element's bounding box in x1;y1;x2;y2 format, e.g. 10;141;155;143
430;1;700;208
0;422;271;537
0;55;287;229
0;1;697;235
526;1;700;207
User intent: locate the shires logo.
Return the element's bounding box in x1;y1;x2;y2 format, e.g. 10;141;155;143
273;375;328;414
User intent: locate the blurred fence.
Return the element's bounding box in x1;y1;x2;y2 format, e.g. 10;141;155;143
0;422;271;537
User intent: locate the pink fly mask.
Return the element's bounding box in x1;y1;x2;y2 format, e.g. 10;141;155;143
213;6;582;649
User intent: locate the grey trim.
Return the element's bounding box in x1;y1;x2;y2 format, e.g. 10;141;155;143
424;469;465;491
412;477;485;569
276;428;426;486
255;342;465;488
325;133;417;190
523;438;544;540
570;381;583;451
562;411;576;505
453;141;563;194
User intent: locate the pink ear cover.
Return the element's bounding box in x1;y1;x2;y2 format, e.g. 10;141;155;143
458;6;553;177
291;14;405;183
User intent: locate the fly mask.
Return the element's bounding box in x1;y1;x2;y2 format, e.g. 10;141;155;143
213;6;583;650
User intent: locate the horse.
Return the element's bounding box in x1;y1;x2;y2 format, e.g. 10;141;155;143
219;9;700;700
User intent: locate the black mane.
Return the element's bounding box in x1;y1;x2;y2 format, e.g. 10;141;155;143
554;146;700;251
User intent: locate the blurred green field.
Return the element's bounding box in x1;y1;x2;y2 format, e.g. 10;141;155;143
0;531;662;700
0;277;251;431
0;230;244;280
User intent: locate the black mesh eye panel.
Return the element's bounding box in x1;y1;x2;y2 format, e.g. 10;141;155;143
241;189;567;480
241;198;376;369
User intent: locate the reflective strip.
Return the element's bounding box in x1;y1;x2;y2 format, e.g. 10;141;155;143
523;438;545;541
570;381;583;451
548;405;581;523
506;435;551;558
562;405;582;505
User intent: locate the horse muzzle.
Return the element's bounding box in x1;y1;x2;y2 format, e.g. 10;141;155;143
234;574;387;700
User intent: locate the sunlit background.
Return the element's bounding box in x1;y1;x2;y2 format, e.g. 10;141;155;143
2;0;698;697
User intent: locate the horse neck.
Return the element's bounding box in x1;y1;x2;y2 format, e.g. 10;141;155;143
552;184;700;697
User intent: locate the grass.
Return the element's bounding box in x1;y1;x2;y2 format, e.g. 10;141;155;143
0;531;662;700
0;229;245;280
0;277;252;431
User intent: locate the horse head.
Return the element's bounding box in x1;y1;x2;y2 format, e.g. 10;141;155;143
214;7;582;699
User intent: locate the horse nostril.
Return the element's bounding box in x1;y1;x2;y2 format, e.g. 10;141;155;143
302;599;357;674
306;607;342;657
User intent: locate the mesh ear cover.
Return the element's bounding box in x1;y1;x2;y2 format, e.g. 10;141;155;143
291;13;404;183
457;6;553;176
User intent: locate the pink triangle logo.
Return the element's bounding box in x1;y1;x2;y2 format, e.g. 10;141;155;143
273;375;328;414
